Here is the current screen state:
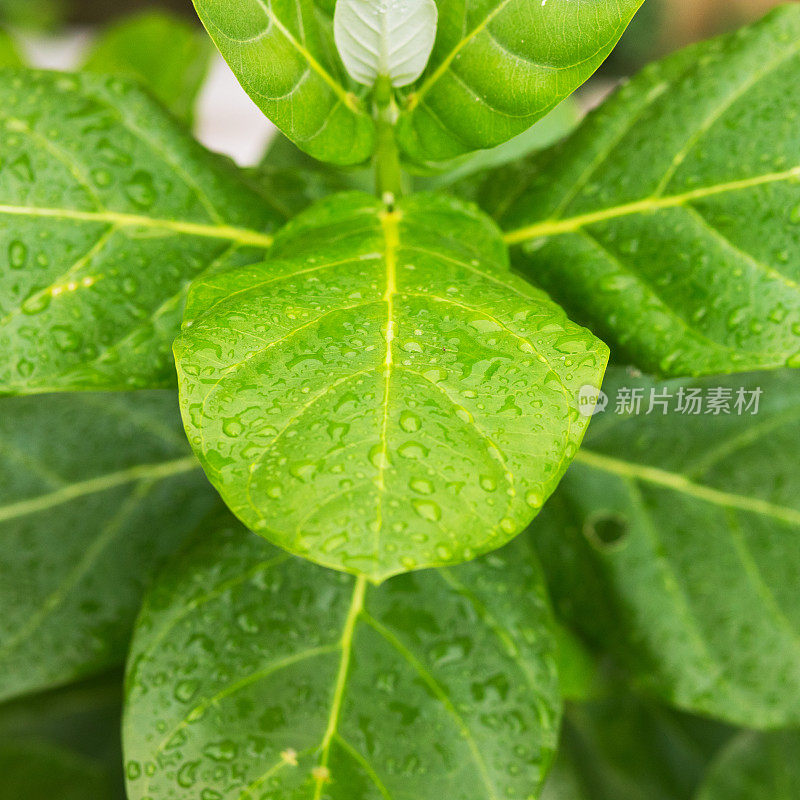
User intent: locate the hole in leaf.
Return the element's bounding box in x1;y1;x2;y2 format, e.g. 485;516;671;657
583;512;629;551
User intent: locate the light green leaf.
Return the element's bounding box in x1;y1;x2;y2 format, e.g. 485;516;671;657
124;514;561;800
334;0;438;88
0;741;112;800
0;391;218;703
396;0;644;163
83;10;214;124
696;730;800;800
0;69;279;395
0;26;23;67
542;693;730;800
531;367;800;728
174;192;608;581
192;0;375;165
498;7;800;376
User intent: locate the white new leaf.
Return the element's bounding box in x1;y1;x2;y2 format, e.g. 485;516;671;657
334;0;437;87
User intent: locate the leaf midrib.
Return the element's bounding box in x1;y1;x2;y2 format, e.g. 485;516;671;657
0;203;274;247
575;448;800;527
503;165;800;245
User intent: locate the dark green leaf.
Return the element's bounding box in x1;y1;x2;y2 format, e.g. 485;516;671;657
0;69;278;394
83;10;214;124
191;0;374;165
499;7;800;376
174;192;608;581
0;391;218;702
124;515;561;800
532;367;800;727
396;0;644;163
696;730;800;800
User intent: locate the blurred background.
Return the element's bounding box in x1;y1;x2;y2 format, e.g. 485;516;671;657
0;0;789;166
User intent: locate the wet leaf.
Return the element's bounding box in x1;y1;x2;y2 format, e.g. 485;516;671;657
696;730;800;800
83;10;214;124
174;192;608;581
531;367;800;728
124;514;561;800
396;0;644;164
0;391;218;702
192;0;375;165
0;69;279;395
499;7;800;376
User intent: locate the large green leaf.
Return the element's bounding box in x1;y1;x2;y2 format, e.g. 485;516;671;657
0;69;278;395
83;10;214;124
124;514;561;800
531;367;800;728
191;0;374;165
396;0;644;164
174;192;608;581
695;730;800;800
498;7;800;376
0;391;218;702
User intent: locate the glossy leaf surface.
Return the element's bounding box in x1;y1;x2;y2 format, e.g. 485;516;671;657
396;0;644;163
124;516;561;800
0;391;217;702
696;730;800;800
192;0;374;165
498;7;800;376
334;0;437;88
175;192;608;581
532;368;800;728
0;69;278;394
83;10;213;123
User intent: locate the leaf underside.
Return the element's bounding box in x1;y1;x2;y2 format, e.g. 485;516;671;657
531;367;800;728
396;0;644;163
497;7;800;377
174;192;608;581
124;516;561;800
0;390;217;703
0;69;278;395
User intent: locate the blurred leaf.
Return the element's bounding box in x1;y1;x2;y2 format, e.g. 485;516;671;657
0;391;218;702
83;10;213;124
0;26;22;67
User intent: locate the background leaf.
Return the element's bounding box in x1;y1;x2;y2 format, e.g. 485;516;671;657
124;514;561;800
531;367;800;728
83;10;214;124
0;390;218;702
0;26;22;67
695;730;800;800
396;0;644;164
175;192;607;581
334;0;438;88
0;69;278;394
192;0;375;165
497;7;800;376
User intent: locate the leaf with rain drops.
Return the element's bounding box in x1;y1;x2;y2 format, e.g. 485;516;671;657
0;390;218;702
123;514;561;800
395;0;644;165
174;191;608;581
191;0;375;165
530;367;800;728
0;69;279;395
497;7;800;377
83;10;214;124
695;730;800;800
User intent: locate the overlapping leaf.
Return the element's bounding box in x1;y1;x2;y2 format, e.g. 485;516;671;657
0;69;278;394
174;192;608;581
497;7;800;376
192;0;374;165
124;515;561;800
396;0;644;164
531;367;800;728
0;391;217;702
83;10;214;124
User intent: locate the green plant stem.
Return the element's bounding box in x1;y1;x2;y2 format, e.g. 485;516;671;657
373;77;403;201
